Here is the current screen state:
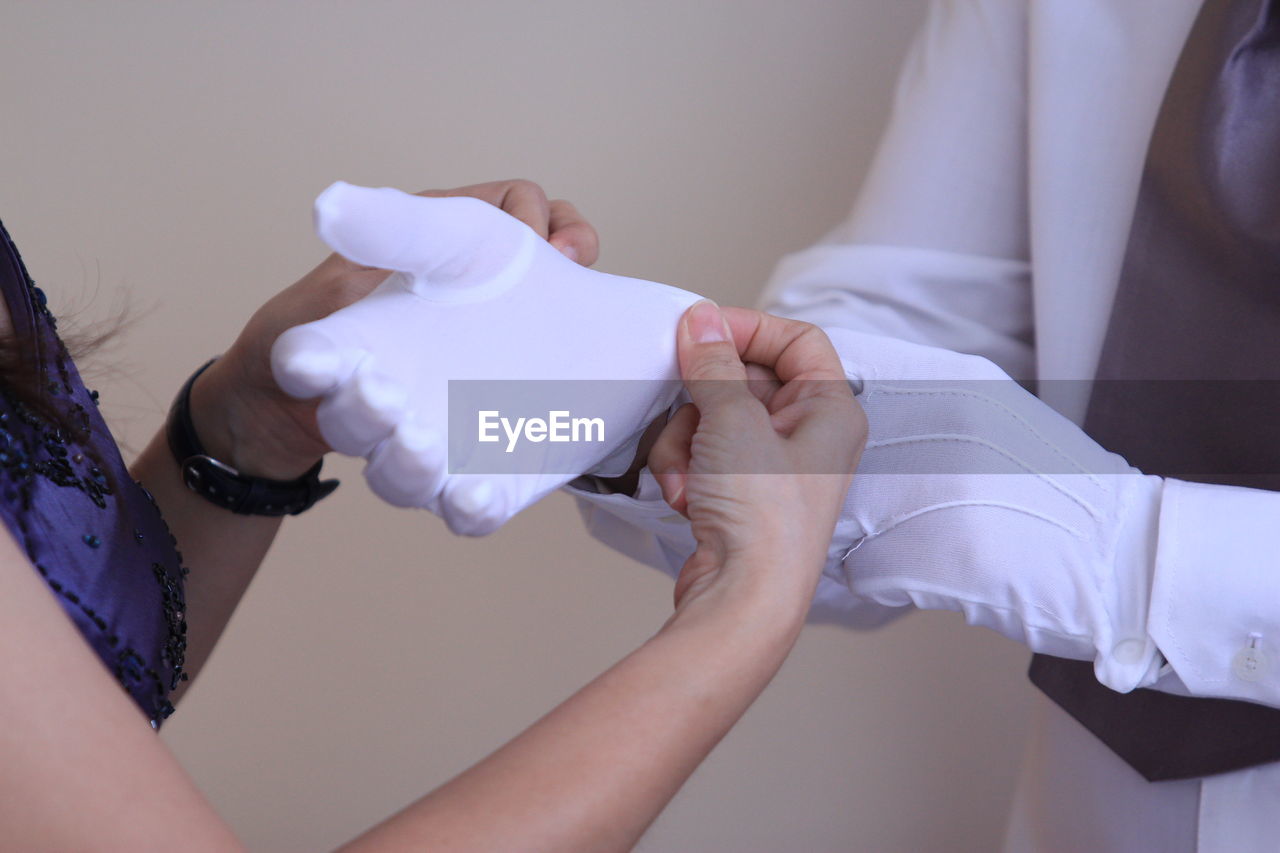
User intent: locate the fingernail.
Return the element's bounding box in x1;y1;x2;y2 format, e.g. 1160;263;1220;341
657;468;685;504
558;243;579;263
688;300;727;343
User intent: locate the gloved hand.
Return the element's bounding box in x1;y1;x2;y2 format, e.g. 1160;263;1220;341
271;182;702;536
828;327;1166;691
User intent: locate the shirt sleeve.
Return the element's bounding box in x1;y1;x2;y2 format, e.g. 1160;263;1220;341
759;0;1035;380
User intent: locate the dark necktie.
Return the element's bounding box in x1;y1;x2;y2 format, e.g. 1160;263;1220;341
1029;0;1280;783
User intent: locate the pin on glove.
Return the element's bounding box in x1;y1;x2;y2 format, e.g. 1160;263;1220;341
271;182;702;536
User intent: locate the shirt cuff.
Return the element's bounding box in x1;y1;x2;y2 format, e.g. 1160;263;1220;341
563;469;693;579
1148;478;1280;707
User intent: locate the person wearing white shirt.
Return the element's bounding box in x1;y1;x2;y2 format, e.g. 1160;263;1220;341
567;0;1280;850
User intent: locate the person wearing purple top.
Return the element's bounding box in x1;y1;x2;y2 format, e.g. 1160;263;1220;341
0;182;865;850
0;218;188;727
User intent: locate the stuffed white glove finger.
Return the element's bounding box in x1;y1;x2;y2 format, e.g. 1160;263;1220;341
439;476;514;537
314;361;409;457
271;325;365;400
314;181;530;299
364;419;447;509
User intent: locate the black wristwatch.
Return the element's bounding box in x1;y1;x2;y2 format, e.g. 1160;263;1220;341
166;359;339;516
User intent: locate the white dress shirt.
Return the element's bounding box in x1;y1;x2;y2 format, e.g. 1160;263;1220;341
566;0;1280;849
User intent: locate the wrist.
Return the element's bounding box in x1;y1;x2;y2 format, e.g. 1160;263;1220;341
656;587;806;681
187;356;324;481
662;557;813;642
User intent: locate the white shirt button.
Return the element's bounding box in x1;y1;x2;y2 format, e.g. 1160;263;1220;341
1111;639;1147;665
1232;644;1270;682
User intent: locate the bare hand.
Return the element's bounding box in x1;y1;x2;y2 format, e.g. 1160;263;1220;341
649;302;866;621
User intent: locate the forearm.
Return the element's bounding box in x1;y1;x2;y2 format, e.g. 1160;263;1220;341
129;358;321;700
129;429;283;701
341;589;805;853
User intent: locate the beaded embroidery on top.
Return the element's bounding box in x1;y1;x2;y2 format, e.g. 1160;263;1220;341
0;219;189;728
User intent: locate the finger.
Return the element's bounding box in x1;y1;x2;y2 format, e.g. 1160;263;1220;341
720;307;849;385
757;352;858;451
416;179;551;239
744;362;783;406
786;389;865;477
547;199;600;266
495;179;551;239
677;300;760;417
313;247;369;275
647;403;698;516
714;308;857;458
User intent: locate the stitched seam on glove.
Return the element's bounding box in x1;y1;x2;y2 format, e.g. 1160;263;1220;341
868;386;1106;489
864;433;1102;519
856;499;1085;541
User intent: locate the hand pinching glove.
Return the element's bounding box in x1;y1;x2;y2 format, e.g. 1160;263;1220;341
271;182;702;535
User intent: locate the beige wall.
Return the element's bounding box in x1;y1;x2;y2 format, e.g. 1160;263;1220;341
3;2;1036;850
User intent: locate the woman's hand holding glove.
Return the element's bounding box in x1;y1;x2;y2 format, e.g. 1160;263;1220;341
650;303;866;629
186;180;599;482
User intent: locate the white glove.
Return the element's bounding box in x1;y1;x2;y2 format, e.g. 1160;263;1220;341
271;182;702;535
822;328;1166;692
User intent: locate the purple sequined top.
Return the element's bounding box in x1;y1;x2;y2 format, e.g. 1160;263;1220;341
0;219;187;727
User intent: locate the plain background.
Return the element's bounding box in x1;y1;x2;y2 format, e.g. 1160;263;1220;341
2;2;1037;850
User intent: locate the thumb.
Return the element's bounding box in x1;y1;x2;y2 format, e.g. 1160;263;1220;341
678;300;756;415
